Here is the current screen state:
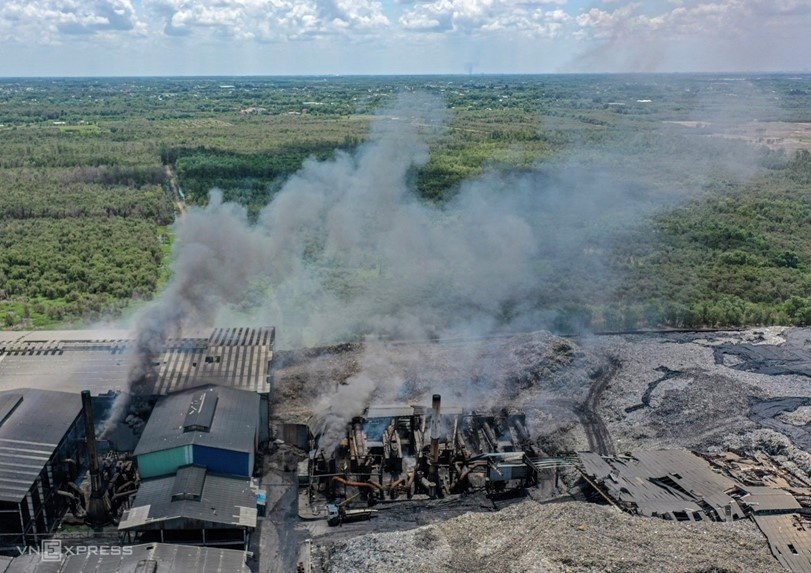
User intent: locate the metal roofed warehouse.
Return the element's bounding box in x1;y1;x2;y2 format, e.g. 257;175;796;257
134;385;260;479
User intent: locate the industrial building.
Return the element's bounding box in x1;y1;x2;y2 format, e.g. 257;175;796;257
118;465;257;548
4;542;251;573
120;384;262;549
0;389;85;548
134;385;261;479
0;327;274;395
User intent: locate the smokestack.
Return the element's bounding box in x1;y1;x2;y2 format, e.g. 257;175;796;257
81;390;112;526
430;394;441;469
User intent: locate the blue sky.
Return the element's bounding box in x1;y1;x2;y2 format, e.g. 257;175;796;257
0;0;808;76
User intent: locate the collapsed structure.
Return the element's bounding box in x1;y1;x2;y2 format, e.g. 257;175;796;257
300;394;550;524
578;450;811;573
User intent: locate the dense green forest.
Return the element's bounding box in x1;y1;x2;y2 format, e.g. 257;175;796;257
0;75;810;331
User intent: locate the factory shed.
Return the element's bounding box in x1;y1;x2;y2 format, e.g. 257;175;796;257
0;327;274;395
4;542;250;573
0;389;84;548
578;450;746;522
118;465;257;548
134;385;259;479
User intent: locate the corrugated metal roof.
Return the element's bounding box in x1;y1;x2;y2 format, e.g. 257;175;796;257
0;327;274;395
0;388;82;503
754;514;811;573
133;385;259;457
151;327;274;395
578;450;746;521
741;486;803;514
119;472;257;531
5;543;250;573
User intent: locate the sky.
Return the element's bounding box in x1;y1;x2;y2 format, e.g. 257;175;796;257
0;0;809;76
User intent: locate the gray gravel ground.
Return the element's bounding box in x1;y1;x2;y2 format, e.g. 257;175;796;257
320;500;783;573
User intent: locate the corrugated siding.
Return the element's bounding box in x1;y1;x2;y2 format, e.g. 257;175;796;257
137;446;192;478
192;446;249;477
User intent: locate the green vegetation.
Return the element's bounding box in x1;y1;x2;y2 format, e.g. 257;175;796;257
608;151;811;330
0;74;810;330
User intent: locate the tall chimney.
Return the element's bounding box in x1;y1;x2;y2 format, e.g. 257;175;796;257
81;390;112;525
430;394;441;470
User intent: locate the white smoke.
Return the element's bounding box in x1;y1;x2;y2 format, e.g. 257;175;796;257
122;90;770;445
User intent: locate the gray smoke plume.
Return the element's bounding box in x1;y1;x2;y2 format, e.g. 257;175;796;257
119;90;773;444
103;194;268;437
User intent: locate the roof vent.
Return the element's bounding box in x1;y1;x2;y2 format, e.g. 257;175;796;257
183;390;218;433
171;465;206;502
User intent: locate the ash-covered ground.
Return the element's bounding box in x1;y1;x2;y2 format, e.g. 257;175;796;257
259;327;811;573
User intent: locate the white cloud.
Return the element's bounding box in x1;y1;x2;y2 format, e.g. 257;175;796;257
0;0;807;73
144;0;389;40
575;0;811;40
399;0;571;36
0;0;145;41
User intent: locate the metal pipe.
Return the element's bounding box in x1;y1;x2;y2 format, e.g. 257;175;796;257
331;476;384;492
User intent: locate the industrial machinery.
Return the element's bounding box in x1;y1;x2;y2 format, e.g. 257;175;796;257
299;394;542;521
326;493;377;526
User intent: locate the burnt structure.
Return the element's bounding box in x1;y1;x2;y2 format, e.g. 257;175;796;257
80;390;113;526
0;389;84;548
300;394;542;522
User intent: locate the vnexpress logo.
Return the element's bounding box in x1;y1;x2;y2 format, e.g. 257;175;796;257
41;540;62;562
16;541;133;561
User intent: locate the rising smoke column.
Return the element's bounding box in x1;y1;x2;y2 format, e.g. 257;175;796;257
117;90;767;443
105;194;269;437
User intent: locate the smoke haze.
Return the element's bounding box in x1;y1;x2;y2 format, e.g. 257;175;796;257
123;89;774;443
